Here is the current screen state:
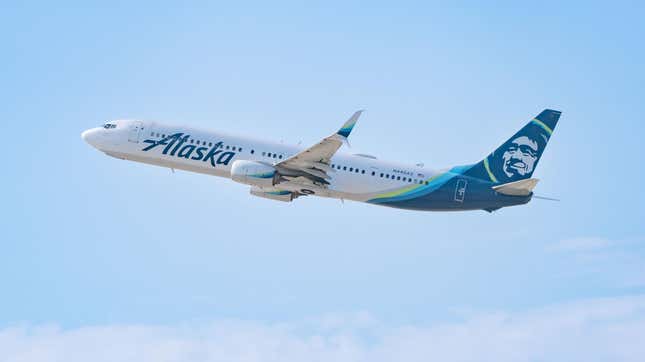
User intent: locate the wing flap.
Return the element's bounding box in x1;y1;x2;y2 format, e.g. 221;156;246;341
275;110;363;184
299;167;331;180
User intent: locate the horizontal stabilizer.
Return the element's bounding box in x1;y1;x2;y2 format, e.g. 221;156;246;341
492;178;539;196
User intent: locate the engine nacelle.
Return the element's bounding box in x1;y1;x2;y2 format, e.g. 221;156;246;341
250;187;295;202
230;160;277;187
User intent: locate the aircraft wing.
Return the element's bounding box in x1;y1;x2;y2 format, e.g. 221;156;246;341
274;110;363;185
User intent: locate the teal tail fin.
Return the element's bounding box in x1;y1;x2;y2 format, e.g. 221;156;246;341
463;109;561;184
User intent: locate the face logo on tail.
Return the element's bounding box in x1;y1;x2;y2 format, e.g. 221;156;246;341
501;136;538;178
469;111;559;184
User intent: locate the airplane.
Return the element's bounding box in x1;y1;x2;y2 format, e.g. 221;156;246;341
82;109;560;212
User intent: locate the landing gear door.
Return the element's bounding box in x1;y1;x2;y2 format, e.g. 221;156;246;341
454;179;467;203
128;121;143;143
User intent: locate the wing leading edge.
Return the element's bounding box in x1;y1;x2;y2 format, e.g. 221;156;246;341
274;110;363;186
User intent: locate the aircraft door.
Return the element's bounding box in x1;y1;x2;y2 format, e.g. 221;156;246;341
128;121;143;143
454;178;467;203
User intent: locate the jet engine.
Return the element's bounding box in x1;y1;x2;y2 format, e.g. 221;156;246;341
250;187;295;202
230;160;277;187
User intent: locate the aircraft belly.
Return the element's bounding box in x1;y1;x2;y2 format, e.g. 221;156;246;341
104;150;230;178
362;175;532;211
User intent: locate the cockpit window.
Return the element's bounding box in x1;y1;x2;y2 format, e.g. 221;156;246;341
103;123;117;129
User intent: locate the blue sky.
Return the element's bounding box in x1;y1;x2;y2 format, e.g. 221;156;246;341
2;1;645;360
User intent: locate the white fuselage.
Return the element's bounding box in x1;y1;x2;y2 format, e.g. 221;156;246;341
82;120;441;203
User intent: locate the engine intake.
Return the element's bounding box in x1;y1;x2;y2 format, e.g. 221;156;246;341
230;160;277;188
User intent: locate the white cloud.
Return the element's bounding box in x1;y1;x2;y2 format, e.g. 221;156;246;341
2;295;645;362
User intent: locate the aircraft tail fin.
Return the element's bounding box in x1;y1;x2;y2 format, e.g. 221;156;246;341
463;109;561;184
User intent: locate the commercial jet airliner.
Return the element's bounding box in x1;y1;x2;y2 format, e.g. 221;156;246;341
82;109;560;212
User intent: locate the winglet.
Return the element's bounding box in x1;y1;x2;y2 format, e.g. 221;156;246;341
337;110;363;138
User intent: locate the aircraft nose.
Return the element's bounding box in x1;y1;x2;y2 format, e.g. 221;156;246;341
81;128;101;147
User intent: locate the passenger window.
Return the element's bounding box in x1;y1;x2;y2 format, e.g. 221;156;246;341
251;150;255;154
279;155;282;159
343;166;347;170
262;152;266;156
239;148;243;152
380;173;383;177
273;154;277;158
397;176;401;180
190;139;194;144
355;169;359;173
386;174;390;179
371;171;375;176
226;145;230;150
361;170;365;174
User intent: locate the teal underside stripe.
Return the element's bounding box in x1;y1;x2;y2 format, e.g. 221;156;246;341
368;173;453;204
449;164;474;174
367;165;474;204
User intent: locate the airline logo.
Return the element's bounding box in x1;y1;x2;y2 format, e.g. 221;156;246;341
141;133;235;167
